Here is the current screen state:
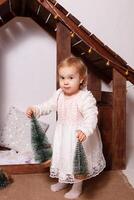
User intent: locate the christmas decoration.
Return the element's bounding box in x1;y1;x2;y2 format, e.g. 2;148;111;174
0;169;13;189
31;116;52;163
0;106;49;163
73;141;89;179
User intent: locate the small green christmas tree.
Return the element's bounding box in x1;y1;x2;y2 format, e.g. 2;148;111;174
31;116;52;163
73;141;89;179
0;169;13;189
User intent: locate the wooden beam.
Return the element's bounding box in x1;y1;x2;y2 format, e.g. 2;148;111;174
87;70;101;101
0;0;6;5
112;69;126;169
1;162;50;174
57;22;71;64
56;22;71;87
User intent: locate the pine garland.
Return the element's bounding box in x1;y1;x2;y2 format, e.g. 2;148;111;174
73;141;89;179
31;116;52;163
0;169;13;189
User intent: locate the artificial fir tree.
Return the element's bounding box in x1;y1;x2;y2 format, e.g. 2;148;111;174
0;169;13;189
73;140;89;179
31;116;52;163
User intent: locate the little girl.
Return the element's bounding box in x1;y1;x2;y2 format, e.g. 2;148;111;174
26;57;106;199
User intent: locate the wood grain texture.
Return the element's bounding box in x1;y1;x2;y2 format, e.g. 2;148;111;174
112;69;126;169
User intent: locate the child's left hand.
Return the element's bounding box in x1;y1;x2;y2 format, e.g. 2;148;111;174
76;130;87;142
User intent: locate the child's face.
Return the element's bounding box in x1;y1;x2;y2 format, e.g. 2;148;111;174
58;65;83;96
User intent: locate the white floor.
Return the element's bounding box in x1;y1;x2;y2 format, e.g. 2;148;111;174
123;146;134;187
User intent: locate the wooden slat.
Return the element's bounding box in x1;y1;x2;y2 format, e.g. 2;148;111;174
1;162;50;174
55;3;68;15
79;25;91;36
68;13;80;26
105;45;127;65
47;0;56;5
112;69;126;169
90;34;105;47
115;54;128;65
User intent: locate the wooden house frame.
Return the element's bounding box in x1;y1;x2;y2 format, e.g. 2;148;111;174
0;0;134;174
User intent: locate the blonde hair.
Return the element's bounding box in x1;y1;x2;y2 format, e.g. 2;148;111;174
58;56;88;89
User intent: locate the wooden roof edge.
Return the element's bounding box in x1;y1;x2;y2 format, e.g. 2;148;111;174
44;0;126;65
37;0;134;84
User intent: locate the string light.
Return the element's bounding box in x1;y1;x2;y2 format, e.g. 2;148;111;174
54;15;58;19
70;32;75;38
125;70;129;76
106;60;110;66
88;47;92;54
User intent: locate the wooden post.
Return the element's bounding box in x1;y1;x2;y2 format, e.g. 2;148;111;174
112;69;126;169
87;70;101;101
56;22;71;88
56;22;71;65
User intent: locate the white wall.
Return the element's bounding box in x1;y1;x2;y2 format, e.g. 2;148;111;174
0;0;134;161
0;17;56;143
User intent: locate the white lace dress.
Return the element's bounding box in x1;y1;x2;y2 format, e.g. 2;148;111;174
35;89;106;183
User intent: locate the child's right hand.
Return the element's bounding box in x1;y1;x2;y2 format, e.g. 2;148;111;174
26;106;37;118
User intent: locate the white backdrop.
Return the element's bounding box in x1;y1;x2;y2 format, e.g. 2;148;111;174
0;17;56;143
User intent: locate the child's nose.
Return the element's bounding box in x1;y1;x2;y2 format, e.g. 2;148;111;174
64;79;69;84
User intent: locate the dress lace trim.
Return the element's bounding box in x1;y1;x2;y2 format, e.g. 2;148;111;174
50;155;106;184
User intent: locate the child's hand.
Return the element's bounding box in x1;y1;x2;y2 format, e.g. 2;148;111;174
26;106;37;118
76;130;87;142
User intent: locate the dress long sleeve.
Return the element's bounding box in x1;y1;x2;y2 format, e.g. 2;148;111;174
77;90;98;137
34;89;61;118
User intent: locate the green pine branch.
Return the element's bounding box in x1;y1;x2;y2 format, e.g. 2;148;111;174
31;116;52;163
73;141;89;179
0;169;13;189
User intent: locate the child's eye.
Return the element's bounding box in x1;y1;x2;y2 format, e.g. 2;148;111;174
69;76;73;79
60;76;64;80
